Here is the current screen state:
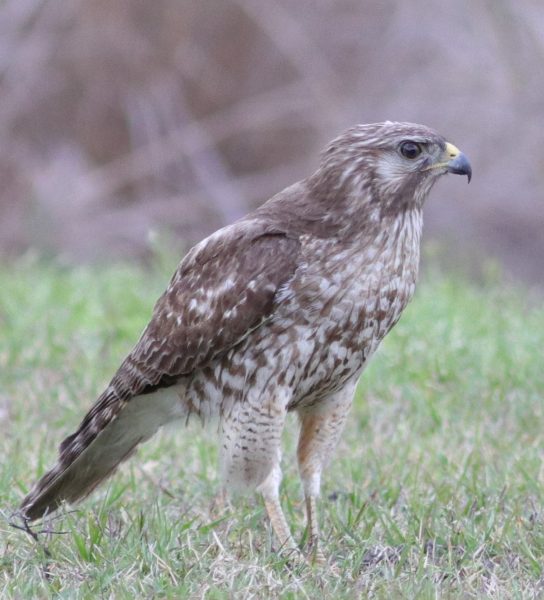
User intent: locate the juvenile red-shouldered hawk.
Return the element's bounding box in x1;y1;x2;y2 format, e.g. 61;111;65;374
19;122;471;563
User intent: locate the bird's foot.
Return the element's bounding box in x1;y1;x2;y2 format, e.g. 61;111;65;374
307;539;327;567
305;537;341;575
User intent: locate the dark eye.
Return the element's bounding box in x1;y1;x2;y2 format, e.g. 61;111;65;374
400;141;422;160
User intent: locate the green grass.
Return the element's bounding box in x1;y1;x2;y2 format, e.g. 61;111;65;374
1;254;544;598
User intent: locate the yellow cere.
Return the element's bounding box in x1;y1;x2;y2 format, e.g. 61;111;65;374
444;142;461;159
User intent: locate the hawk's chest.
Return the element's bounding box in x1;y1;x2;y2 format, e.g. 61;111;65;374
299;213;420;328
283;211;422;399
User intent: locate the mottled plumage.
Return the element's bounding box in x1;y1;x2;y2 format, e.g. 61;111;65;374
19;122;471;561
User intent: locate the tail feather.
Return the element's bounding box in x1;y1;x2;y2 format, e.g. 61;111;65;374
20;386;183;521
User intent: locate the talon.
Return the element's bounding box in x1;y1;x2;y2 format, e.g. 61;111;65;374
280;546;306;570
308;546;327;567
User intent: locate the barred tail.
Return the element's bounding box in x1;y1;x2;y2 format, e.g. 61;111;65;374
19;386;182;521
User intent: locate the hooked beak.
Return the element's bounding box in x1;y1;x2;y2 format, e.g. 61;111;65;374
444;142;472;183
423;141;472;183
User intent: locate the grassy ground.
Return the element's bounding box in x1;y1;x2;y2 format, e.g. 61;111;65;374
1;254;543;599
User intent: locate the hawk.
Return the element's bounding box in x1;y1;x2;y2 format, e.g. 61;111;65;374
19;122;471;563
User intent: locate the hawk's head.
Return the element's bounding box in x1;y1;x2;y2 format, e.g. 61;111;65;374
311;121;471;218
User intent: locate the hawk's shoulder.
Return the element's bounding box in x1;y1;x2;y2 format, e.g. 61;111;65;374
117;218;302;396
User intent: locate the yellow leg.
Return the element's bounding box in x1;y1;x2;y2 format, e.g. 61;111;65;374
263;495;297;554
297;381;357;566
305;495;326;565
258;465;299;558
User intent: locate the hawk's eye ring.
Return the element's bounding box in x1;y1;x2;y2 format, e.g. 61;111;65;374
400;141;422;160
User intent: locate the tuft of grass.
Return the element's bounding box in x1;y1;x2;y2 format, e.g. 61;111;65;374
1;254;544;598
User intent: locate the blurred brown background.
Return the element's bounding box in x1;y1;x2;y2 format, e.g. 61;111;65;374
0;0;543;282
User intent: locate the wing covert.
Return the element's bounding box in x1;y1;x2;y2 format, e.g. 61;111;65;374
116;224;301;397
